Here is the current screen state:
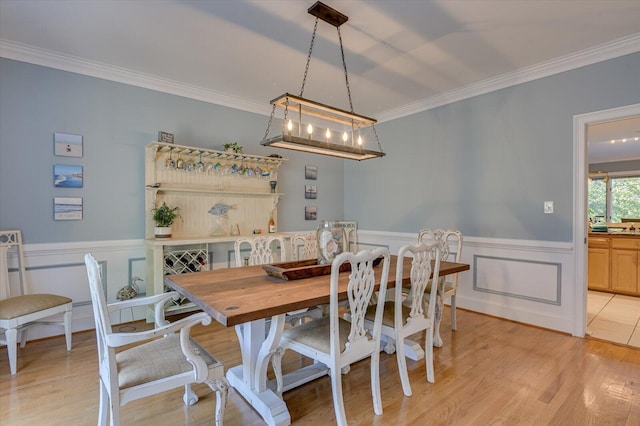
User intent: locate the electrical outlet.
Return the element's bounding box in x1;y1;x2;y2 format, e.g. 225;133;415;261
544;201;554;214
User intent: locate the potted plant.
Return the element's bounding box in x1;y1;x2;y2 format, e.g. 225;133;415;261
223;142;243;154
152;202;181;238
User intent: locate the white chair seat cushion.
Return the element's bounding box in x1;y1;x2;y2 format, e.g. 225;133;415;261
0;294;71;319
365;301;411;328
281;316;352;354
117;334;219;389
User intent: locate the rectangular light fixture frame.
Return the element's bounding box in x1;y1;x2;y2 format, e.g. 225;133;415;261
261;93;385;161
261;134;385;161
271;93;376;128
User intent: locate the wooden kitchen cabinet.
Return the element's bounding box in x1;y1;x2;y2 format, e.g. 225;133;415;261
588;236;610;291
611;237;640;294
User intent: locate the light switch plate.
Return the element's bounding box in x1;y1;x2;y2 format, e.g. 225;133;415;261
544;201;554;214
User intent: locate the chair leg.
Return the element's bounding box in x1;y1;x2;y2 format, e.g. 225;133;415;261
330;367;348;426
19;328;28;348
207;377;230;426
183;384;199;406
271;346;285;396
98;380;109;426
425;328;435;383
6;328;17;375
450;294;457;331
370;350;383;415
394;334;412;397
64;310;73;351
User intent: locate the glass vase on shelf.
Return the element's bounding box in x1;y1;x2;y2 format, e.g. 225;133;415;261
316;221;346;264
210;215;226;236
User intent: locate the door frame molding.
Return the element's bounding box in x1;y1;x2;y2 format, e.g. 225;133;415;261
573;102;640;337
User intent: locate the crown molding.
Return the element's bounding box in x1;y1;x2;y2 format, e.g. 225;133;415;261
376;33;640;123
0;40;272;116
2;33;639;122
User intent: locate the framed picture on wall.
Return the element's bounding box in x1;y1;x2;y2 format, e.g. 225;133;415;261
54;132;83;157
54;164;83;188
54;197;83;220
305;165;317;180
305;185;317;199
305;206;317;220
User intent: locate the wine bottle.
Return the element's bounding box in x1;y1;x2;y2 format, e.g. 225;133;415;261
268;213;276;233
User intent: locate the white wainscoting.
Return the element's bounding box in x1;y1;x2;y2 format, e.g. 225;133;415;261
359;231;578;335
7;239;147;341
10;232;580;343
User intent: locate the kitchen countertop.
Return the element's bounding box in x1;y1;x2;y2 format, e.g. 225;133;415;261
589;230;640;237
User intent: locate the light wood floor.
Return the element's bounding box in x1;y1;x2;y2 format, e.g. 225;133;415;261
2;308;639;425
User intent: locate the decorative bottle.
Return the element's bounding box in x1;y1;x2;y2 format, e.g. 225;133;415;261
268;212;276;233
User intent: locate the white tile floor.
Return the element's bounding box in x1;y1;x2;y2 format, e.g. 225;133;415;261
587;290;640;348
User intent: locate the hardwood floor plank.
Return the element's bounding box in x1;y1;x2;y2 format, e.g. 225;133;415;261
1;308;639;425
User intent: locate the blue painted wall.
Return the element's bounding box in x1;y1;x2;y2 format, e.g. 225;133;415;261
0;58;345;243
1;53;639;244
346;52;640;241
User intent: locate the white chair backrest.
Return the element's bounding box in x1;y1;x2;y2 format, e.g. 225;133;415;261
0;230;27;300
290;232;317;261
396;242;441;324
417;228;462;263
84;254;117;380
418;228;462;288
330;248;390;357
234;235;286;267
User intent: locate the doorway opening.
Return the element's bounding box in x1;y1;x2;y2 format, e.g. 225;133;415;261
574;103;640;343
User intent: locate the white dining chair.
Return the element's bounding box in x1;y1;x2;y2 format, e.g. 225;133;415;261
84;253;229;426
418;228;463;330
364;242;442;396
234;235;286;267
289;232;318;261
0;230;72;375
272;248;391;426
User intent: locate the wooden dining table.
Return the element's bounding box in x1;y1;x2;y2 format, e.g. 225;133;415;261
164;256;469;426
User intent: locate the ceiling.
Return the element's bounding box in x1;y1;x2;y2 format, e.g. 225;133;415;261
1;0;639;162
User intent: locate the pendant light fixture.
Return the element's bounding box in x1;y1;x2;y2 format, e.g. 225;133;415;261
260;1;385;161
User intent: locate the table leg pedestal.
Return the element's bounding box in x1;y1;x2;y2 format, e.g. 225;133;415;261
379;335;425;361
226;366;291;426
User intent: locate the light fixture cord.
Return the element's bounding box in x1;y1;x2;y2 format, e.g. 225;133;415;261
337;26;354;113
300;17;319;97
263;103;277;141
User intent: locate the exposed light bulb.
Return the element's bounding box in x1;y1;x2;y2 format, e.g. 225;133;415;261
287;119;293;133
325;128;331;139
307;124;313;135
357;135;363;146
342;132;348;142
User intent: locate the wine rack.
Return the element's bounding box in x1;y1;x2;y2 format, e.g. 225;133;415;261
163;246;209;308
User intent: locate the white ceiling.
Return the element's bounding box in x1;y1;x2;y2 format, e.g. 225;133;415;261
1;0;640;162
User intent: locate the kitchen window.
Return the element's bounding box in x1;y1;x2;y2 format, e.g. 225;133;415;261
588;172;640;222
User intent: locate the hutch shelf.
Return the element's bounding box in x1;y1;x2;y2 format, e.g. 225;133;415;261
145;141;286;316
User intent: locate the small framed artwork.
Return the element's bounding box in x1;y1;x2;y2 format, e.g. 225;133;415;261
54;132;83;157
305;165;318;180
54;197;83;220
305;206;317;220
305;185;317;199
158;131;174;144
54;164;83;188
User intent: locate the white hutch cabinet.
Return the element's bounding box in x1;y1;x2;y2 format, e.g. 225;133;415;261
145;142;286;315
